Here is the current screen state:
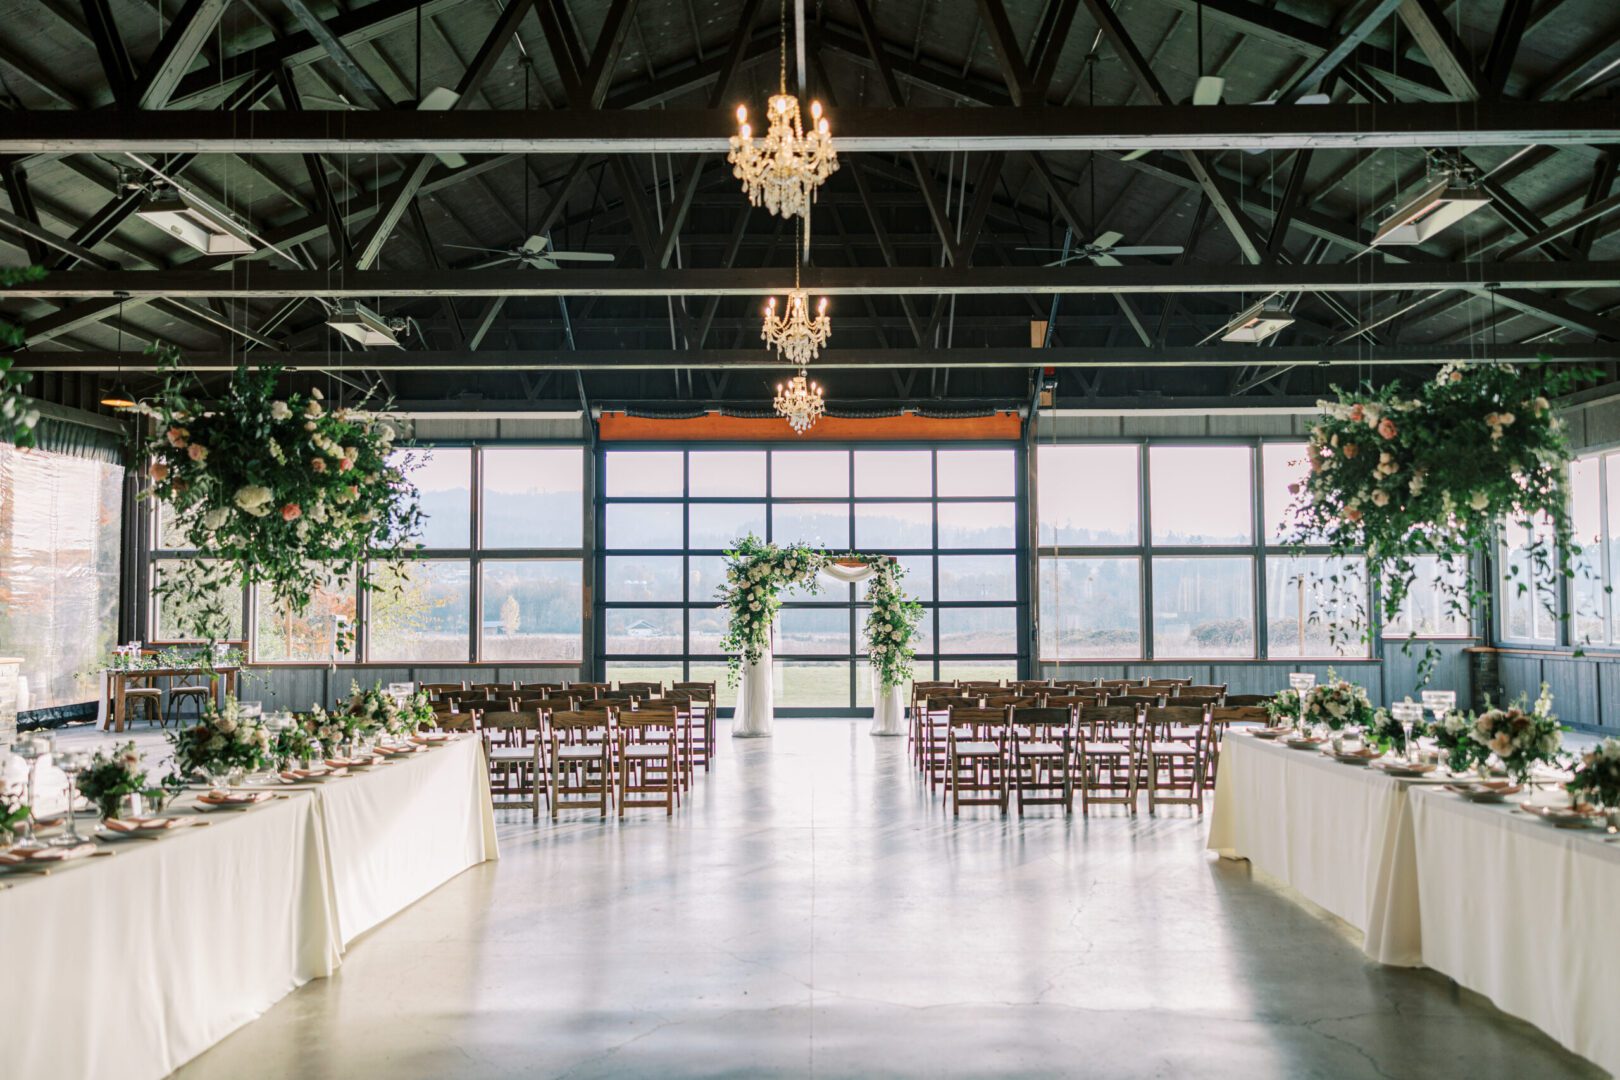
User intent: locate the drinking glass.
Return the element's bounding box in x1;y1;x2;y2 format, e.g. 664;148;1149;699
1422;689;1457;726
51;751;88;846
116;792;147;821
239;701;263;719
1390;700;1424;761
8;739;43;848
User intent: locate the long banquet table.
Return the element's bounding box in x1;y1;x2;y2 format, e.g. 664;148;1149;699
0;733;497;1080
1206;731;1429;966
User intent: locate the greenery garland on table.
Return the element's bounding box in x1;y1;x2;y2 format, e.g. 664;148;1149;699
140;350;423;649
1286;361;1593;682
717;536;923;689
0;266;45;448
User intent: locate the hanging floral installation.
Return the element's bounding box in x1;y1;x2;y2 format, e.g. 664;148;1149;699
1286;361;1593;680
0;266;45;448
141;350;423;648
718;536;922;688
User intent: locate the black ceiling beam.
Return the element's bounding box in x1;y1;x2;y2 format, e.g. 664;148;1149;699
1482;0;1532;99
79;0;136;109
11;101;1619;154
18;342;1617;373
1274;0;1407;102
15;261;1620;300
280;0;396;110
136;0;232;109
973;0;1033;105
1395;0;1479;101
1573;153;1620;257
0;162;47;264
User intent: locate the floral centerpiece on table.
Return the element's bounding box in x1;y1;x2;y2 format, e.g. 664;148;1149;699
1567;737;1620;809
76;741;163;820
1430;709;1486;774
1286;362;1592;681
0;786;28;846
303;704;361;753
718;535;825;683
1369;708;1426;753
395;689;437;735
1264;688;1303;726
272;722;318;769
1468;685;1563;784
1302;672;1379;731
140;349;423;648
167;696;272;780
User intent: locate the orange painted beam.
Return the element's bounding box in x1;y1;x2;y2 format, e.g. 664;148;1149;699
599;411;1021;441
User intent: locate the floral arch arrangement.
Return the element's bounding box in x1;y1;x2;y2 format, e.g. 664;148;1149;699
1287;361;1592;679
141;352;424;648
718;535;923;690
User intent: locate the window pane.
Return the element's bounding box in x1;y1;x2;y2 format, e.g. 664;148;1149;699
938;607;1017;654
1264;555;1369;658
254;568;355;662
605;556;682;602
896;555;933;602
772;503;849;548
480;560;582;663
1149;445;1253;546
155;502;192;550
938;555;1016;600
153;561;244;640
689;503;766;550
367;560;470;661
937;449;1014;496
856;660;923;705
1570;455;1605;645
605;451;682;496
603;608;683;655
855;503;932;549
690;451;765;496
783;577;848;604
1037;445;1139;546
605;503;683;549
1261;442;1315;544
937;502;1014;548
855;450;932;497
481;447;582;548
1151;557;1254;658
1500;516;1557;643
688;606;728;655
856;608;934;656
688;555;729;604
772;660;850;707
399;447;471;549
604;660;683;688
777;608;852;655
1383;556;1472;638
686;662;739;709
938;660;1015;684
771;450;849;497
1038;557;1141;660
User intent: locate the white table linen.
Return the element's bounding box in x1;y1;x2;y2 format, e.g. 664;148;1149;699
1408;787;1620;1077
1207;734;1426;966
319;734;499;945
733;641;774;737
1;792;340;1080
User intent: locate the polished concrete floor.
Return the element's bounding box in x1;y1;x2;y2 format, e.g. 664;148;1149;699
151;720;1595;1079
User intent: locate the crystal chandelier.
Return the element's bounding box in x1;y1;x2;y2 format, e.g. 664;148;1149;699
761;238;830;367
774;369;825;435
728;0;837;249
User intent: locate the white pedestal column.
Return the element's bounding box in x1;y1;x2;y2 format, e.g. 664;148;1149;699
869;665;906;736
732;641;774;738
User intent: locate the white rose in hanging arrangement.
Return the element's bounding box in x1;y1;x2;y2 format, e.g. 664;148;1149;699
143;346;423;653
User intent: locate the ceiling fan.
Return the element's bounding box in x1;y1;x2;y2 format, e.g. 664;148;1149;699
1019;231;1183;267
302;86;467;169
444;234;614;271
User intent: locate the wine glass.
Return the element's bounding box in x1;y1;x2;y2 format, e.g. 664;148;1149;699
1422;689;1457;727
1390;700;1424;762
8;738;43;849
50;751;88;846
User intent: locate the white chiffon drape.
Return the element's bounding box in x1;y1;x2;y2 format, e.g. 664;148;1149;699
732;640;774;737
869;664;906;736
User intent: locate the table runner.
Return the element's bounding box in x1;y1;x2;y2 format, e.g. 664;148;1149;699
1409;787;1620;1076
1207;734;1426;966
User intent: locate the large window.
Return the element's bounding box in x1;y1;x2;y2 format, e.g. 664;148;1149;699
149;444;585;664
1037;441;1381;661
599;446;1025;712
0;444;123;710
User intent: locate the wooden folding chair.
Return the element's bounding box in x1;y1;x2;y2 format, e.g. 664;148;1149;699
1010;705;1075;816
1206;706;1270;786
668;689;713;773
519;682;565;694
618;681;666;700
946;706;1011;817
421;682;467;702
565;681;612;699
1108;693;1167;709
1142;704;1213;814
1223;693;1274;707
549;710;614;820
922;695;986;789
617;705;680;817
482;708;545;821
1076;705;1141;815
673;681;719;768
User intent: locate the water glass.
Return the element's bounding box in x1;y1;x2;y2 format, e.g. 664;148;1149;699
7;738;42;848
1288;672;1317;694
1390;700;1424;761
50;751;89;846
115;792;147;821
1422;689;1457;725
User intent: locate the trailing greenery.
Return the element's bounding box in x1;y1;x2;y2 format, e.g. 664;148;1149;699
140;350;423;649
1287;362;1593;682
716;536;923;689
0;265;45;448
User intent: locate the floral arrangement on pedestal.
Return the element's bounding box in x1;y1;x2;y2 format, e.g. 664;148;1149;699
334;681;436;739
167;696;272;779
140;351;423;647
1264;688;1303;726
1467;685;1564;783
1430;709;1487;774
857;557;924;690
303;704;362;752
719;535;825;682
0;266;45;448
76;741;162;820
1567;737;1620;809
1286;362;1591;680
1301;672;1379;731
